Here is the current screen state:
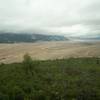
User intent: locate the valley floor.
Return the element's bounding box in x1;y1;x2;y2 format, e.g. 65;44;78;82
0;41;100;63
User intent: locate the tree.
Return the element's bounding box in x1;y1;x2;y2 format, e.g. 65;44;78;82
23;54;34;75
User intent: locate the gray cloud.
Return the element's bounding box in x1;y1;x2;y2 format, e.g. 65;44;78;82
0;0;100;37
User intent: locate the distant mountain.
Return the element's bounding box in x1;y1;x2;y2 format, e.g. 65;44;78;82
0;33;68;43
68;34;100;42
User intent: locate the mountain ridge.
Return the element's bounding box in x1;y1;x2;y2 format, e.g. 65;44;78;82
0;33;68;43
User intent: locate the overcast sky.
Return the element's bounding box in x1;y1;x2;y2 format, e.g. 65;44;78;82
0;0;100;37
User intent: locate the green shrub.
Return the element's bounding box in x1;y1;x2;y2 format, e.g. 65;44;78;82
0;57;100;100
23;54;34;75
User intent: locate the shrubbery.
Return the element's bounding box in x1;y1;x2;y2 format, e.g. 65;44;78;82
0;55;100;100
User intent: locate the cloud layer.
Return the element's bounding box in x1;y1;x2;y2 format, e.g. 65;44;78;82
0;0;100;37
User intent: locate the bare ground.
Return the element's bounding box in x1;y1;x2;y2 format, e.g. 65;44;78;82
0;41;100;63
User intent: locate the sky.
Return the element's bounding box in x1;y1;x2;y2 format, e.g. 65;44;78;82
0;0;100;37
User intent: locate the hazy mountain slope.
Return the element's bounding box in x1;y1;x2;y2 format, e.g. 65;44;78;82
0;33;68;43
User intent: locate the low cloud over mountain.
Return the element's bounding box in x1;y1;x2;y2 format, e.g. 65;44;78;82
0;0;100;38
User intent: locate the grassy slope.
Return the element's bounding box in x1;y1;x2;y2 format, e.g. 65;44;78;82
0;57;100;100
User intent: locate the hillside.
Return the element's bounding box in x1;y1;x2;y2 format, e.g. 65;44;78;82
0;57;100;100
0;33;68;43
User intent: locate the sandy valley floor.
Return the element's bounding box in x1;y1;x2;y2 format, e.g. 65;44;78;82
0;41;100;63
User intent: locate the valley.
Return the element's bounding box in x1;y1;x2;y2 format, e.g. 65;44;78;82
0;41;100;63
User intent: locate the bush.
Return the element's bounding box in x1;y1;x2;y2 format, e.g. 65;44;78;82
0;57;100;99
23;54;34;75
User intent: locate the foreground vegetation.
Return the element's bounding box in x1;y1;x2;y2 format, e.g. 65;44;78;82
0;55;100;100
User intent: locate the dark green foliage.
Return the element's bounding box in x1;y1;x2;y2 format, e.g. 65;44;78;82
23;54;34;75
0;57;100;100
